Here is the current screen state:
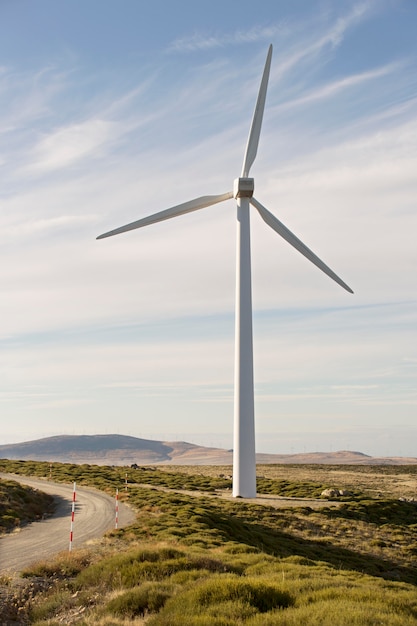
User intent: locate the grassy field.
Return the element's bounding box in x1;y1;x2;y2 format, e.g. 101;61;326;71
0;459;416;624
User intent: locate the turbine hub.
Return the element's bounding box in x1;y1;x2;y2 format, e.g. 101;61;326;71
233;177;254;199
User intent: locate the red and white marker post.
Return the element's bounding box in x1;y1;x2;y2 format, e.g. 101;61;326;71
115;488;119;529
69;481;76;552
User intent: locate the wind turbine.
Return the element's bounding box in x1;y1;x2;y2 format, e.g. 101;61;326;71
97;45;353;498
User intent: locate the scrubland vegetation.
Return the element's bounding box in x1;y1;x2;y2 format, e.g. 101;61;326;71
0;459;416;624
0;477;54;532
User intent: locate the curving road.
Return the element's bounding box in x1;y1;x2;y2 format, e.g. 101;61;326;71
0;474;136;574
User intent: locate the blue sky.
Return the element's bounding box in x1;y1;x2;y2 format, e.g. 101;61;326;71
1;1;416;456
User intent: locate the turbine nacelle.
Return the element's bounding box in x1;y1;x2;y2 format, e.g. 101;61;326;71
233;177;254;199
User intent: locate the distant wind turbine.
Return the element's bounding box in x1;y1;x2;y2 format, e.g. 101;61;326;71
97;45;353;498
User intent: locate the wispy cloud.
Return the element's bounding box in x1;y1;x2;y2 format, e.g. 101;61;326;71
169;2;373;55
268;2;374;80
3;214;98;239
168;23;288;52
0;64;70;132
275;62;401;111
318;1;372;47
28;118;120;172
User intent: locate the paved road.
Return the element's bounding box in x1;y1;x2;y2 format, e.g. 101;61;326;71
0;474;136;574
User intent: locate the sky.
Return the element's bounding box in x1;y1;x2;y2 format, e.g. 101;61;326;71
1;0;416;457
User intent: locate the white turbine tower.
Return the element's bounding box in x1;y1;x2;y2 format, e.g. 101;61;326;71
97;45;353;498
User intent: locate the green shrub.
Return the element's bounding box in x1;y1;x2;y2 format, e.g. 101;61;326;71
29;591;74;621
323;499;417;526
256;477;328;498
75;548;238;592
0;478;54;532
75;548;185;589
105;582;172;617
147;574;293;625
245;598;417;625
22;550;92;579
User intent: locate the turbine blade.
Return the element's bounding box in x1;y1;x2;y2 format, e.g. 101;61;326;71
241;44;273;177
251;197;353;294
97;192;233;239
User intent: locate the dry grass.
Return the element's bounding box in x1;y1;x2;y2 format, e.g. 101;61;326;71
161;463;417;498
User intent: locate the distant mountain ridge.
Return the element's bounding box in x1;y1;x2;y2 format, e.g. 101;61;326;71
0;434;230;465
0;434;416;466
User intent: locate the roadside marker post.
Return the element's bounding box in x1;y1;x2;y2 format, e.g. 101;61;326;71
115;488;119;529
69;481;76;552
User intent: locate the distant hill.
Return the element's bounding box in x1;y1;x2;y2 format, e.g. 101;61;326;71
0;435;230;465
0;434;416;466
